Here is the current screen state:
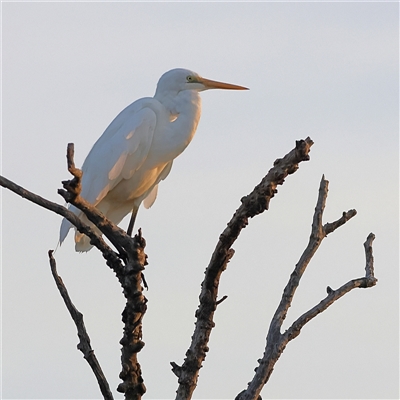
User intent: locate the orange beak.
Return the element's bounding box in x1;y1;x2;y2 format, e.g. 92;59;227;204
199;77;249;91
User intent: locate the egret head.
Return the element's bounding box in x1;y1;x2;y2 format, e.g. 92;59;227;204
155;68;248;96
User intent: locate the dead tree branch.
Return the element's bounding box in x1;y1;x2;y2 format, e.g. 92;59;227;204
0;175;122;271
2;138;377;400
235;176;377;400
48;250;114;400
0;144;148;400
60;143;148;400
172;137;314;400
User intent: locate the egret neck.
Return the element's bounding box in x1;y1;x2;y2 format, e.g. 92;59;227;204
153;88;201;162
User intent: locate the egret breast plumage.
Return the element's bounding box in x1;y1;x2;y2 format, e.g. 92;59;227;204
59;68;248;251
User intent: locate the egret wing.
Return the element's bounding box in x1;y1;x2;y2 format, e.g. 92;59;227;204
59;101;158;245
142;161;173;209
80;104;157;205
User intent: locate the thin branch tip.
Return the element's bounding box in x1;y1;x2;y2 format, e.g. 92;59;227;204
323;208;357;236
170;362;182;378
363;232;377;284
295;137;314;161
326;286;334;294
366;232;376;242
216;295;228;306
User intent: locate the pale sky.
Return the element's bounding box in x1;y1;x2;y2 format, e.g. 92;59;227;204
1;2;399;399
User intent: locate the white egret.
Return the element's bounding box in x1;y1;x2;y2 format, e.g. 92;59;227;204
59;68;248;251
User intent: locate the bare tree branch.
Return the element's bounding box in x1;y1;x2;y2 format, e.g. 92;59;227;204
172;137;314;400
235;176;377;400
285;237;377;342
1;143;148;400
115;228;148;400
60;144;148;400
2;139;377;400
0;174;123;271
269;177;357;334
48;250;114;400
363;232;376;283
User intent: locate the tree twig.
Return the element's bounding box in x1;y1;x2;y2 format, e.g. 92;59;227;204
48;250;114;400
235;176;377;400
172;137;314;400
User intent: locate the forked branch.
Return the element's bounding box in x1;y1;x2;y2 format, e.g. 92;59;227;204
172;138;314;400
1;144;148;400
59;143;148;400
1;139;377;400
235;176;377;400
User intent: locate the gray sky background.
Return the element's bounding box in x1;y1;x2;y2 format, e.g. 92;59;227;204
1;2;399;399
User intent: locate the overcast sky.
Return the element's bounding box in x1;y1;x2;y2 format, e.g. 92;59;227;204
1;2;399;399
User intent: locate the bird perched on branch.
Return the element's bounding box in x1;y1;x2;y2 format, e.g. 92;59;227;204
59;68;248;251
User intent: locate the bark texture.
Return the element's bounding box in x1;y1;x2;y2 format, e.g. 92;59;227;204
172;138;314;399
60;144;148;399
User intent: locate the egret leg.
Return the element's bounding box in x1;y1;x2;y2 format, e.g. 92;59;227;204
126;207;147;289
127;207;138;237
